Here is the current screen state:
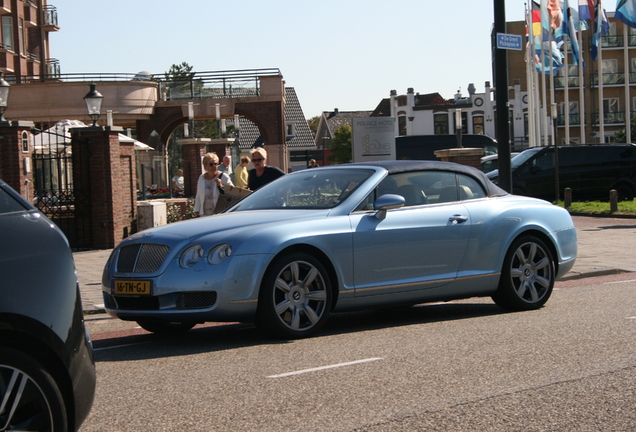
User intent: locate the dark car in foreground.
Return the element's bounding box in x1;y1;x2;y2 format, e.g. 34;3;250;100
0;179;96;431
103;161;577;339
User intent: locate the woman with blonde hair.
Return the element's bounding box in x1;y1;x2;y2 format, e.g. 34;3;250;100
194;152;234;217
247;147;285;191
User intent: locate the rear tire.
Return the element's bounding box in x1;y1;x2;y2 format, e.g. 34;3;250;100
492;235;555;311
0;347;68;432
136;320;196;334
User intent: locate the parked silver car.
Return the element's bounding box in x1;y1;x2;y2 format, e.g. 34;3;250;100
103;161;577;339
0;179;96;431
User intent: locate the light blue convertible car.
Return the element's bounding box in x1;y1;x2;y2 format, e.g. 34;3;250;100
102;161;577;339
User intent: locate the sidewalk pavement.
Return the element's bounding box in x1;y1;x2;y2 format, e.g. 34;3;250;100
74;215;636;314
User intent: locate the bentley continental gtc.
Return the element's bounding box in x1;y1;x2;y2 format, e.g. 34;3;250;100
102;161;577;339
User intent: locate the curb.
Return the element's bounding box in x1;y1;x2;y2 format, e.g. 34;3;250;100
560;268;632;281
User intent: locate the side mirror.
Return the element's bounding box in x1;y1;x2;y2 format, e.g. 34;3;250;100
374;194;405;220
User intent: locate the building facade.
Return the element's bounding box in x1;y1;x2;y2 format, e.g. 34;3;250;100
0;0;59;82
507;13;636;145
376;82;531;151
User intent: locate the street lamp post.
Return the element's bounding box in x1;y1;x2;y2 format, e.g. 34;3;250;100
83;83;104;127
455;109;463;148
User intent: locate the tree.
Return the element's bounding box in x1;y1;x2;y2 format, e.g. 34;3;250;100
328;125;352;164
615;118;636;143
307;116;320;137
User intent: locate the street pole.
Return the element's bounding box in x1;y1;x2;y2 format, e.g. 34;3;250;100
494;0;512;193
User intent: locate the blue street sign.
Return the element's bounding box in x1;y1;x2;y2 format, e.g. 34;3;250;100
496;33;522;51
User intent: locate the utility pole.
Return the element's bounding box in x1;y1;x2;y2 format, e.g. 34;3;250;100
494;0;512;193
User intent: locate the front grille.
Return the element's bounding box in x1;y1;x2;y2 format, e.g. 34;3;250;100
112;295;160;310
176;292;217;309
117;243;170;273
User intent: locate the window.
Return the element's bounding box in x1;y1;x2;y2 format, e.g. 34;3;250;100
18;18;25;56
603;98;620;123
1;17;13;51
398;114;407;136
434;113;449;134
21;131;29;152
0;187;27;214
286;122;296;138
355;170;486;211
601;59;621;85
472;114;484;135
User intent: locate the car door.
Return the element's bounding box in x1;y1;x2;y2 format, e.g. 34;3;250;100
350;171;471;297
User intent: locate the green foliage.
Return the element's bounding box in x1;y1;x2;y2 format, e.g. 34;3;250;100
554;199;636;214
165;62;194;81
307;116;320;137
328;125;352;164
166;199;196;223
614;116;636;143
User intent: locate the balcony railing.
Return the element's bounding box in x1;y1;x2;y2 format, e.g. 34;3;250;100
592;111;626;125
590;73;626;86
14;68;282;99
42;5;59;30
588;34;636;48
556;113;581;126
554;76;581;88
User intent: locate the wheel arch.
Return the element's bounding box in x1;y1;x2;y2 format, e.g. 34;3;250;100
269;244;340;308
0;328;76;429
504;228;559;275
610;178;636;200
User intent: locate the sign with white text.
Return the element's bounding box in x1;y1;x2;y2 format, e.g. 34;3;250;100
496;33;522;51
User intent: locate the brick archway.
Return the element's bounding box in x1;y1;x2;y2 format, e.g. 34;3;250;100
135;101;285;150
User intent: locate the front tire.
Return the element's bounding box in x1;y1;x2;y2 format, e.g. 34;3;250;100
257;252;332;339
0;347;68;432
492;235;555;311
136;320;196;334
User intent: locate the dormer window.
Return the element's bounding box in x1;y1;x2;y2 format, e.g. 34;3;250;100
286;122;296;138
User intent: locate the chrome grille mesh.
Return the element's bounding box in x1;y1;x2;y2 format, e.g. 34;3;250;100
117;243;170;273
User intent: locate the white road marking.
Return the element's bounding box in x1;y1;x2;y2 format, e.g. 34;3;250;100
267;357;383;379
604;279;636;285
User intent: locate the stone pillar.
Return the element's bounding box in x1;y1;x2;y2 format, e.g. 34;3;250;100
0;121;36;199
434;148;484;170
178;138;211;197
71;126;137;249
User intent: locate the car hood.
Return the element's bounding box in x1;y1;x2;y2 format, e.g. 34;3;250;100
125;209;331;244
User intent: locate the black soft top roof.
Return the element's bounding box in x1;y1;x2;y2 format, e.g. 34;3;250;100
347;160;508;197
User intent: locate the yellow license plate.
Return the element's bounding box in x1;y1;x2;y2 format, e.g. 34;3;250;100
113;280;151;295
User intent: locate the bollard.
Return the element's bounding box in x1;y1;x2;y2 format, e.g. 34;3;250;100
564;187;572;209
610;189;618;213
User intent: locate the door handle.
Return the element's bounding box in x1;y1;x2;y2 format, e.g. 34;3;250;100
449;215;468;224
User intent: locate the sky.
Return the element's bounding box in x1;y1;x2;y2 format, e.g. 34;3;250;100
48;0;617;119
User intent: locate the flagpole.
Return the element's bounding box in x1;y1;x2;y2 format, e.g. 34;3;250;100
624;22;631;143
578;24;585;142
526;3;536;147
564;35;570;144
550;32;557;146
597;0;605;142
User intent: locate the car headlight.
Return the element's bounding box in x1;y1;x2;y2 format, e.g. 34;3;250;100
180;245;204;268
208;243;232;265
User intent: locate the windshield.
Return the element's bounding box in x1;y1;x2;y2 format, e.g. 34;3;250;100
229;168;374;211
511;148;543;170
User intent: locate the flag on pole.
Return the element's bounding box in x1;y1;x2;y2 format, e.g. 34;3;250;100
579;0;596;21
615;0;636;28
591;0;609;60
563;0;583;65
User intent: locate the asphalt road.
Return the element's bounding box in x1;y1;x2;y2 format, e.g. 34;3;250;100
80;273;636;431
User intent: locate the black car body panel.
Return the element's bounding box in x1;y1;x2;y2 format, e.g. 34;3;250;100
487;144;636;201
0;179;96;431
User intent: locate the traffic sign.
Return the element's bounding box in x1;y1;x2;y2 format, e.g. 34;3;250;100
496;33;522;51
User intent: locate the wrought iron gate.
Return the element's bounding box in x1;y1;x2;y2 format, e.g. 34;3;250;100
32;125;93;249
